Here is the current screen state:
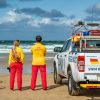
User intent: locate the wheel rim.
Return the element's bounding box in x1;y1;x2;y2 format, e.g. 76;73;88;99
68;76;72;91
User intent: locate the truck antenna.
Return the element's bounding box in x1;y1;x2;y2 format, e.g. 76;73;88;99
92;7;94;22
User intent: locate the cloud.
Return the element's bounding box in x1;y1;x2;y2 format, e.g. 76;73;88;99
15;7;66;18
19;0;41;1
0;0;10;8
68;15;76;19
86;3;100;16
84;16;100;21
0;10;73;40
0;9;77;28
85;3;100;21
0;21;70;40
0;10;32;24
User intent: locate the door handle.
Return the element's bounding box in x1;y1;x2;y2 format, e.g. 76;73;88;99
65;55;67;57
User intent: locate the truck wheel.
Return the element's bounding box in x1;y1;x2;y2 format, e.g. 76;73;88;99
54;63;62;84
68;71;80;96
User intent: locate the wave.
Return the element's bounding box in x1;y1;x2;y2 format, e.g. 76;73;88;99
0;44;63;53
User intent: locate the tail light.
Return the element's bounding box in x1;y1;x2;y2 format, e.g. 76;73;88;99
77;55;85;72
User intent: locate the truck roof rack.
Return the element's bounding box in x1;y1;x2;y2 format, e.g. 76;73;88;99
87;23;100;27
71;21;100;35
71;22;100;52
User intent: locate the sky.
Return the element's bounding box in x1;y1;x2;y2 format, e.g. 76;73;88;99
0;0;100;40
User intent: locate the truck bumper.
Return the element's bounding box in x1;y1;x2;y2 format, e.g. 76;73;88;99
80;84;100;88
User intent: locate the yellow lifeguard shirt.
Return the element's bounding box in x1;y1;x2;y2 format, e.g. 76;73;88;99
8;47;24;66
31;43;46;65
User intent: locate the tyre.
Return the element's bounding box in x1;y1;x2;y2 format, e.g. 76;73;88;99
54;63;62;84
68;70;80;96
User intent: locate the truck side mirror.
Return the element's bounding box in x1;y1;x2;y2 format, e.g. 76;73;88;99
54;47;62;52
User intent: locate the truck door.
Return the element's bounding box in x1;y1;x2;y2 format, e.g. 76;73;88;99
63;40;71;75
58;40;71;74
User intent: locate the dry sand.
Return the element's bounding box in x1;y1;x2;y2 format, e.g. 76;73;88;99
0;74;100;100
0;53;100;100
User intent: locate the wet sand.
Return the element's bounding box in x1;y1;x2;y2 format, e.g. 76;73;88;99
0;53;100;100
0;53;56;74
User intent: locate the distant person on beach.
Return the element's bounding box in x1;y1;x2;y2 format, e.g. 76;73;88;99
30;35;47;90
7;40;24;90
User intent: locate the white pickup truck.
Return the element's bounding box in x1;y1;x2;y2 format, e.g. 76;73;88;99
53;23;100;96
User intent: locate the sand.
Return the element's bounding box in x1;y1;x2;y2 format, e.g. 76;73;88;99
0;53;100;100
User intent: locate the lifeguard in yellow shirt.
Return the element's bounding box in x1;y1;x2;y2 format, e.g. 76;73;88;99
30;36;47;90
8;40;24;90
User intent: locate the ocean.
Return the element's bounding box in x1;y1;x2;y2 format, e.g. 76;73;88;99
0;40;64;53
0;40;65;74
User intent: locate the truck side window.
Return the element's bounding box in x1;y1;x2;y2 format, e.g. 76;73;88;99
66;40;71;51
61;41;68;52
61;40;71;52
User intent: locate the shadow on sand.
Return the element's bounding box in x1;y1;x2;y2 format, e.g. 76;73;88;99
0;81;3;83
81;89;100;100
0;86;6;90
66;79;100;100
20;83;65;91
14;79;100;100
0;81;6;89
